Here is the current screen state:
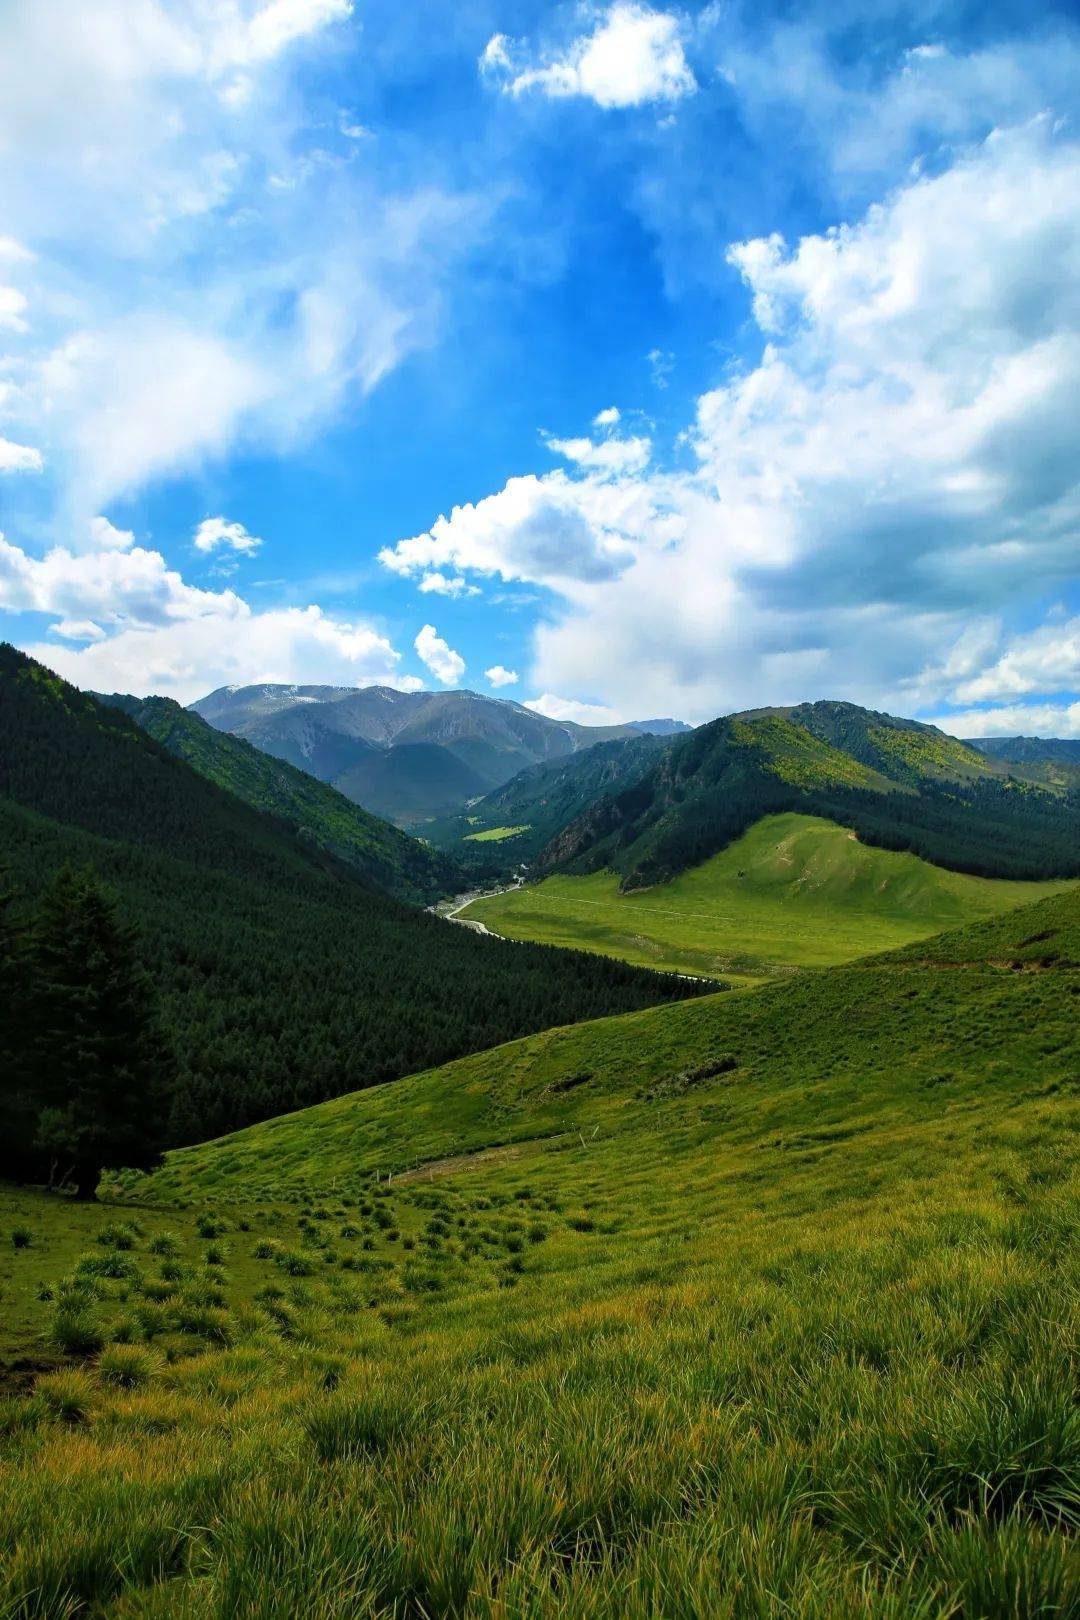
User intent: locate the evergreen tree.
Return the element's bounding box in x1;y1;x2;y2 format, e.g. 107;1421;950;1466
0;878;36;1177
31;867;172;1198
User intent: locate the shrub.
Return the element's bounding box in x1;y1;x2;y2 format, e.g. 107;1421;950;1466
276;1250;316;1277
37;1369;95;1423
195;1213;229;1239
48;1306;105;1357
10;1224;33;1250
147;1232;179;1257
95;1221;138;1251
99;1344;156;1389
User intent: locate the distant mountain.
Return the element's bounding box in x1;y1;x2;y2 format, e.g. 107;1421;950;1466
541;701;1080;888
0;645;702;1149
967;735;1080;791
98;694;462;905
968;735;1080;763
626;718;691;736
190;684;648;826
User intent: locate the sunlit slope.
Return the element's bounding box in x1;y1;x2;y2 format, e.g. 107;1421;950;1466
6;893;1078;1616
458;812;1073;980
144;882;1080;1203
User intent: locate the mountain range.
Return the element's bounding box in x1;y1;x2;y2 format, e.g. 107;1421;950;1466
444;700;1080;888
190;683;687;827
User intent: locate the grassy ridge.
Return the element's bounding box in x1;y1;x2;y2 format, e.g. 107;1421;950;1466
1;888;1078;1614
460;812;1073;980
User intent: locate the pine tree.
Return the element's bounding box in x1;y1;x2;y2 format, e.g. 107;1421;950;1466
31;867;172;1198
0;877;36;1179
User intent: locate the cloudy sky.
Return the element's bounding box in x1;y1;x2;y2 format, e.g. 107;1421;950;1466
0;0;1078;734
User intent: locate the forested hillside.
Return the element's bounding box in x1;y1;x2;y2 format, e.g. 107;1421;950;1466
0;647;703;1147
545;706;1080;888
100;693;461;904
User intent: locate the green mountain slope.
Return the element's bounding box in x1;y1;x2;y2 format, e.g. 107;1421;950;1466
426;732;669;871
459;812;1073;980
545;705;1080;888
969;734;1080;791
0;646;703;1149
100;694;462;904
3;888;1077;1615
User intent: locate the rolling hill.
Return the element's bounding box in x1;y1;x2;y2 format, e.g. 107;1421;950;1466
542;702;1080;888
3;885;1076;1615
190;683;651;827
0;645;703;1150
98;694;462;905
458;811;1074;981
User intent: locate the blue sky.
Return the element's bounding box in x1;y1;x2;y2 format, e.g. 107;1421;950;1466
0;0;1078;733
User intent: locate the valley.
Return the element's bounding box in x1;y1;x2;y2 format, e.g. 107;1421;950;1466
458;811;1075;981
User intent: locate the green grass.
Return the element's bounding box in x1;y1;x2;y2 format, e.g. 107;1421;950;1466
463;824;532;843
460;812;1073;980
1;886;1078;1616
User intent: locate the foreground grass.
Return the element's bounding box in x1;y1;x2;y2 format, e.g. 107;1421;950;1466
460;812;1073;980
1;886;1078;1617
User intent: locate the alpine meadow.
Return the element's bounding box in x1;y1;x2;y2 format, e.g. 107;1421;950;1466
2;1;1080;1617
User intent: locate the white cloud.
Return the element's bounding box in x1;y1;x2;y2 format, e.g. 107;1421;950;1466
593;406;621;427
0;1;485;524
488;5;695;109
546;432;652;476
418;571;481;597
414;623;465;685
49;618;106;642
30;604;403;704
0;530;241;629
485;664;518;688
89;516;135;552
480;34;512;75
0;286;28;332
946;617;1080;704
0;437;43;474
934;701;1080;740
383;120;1080;727
524;693;623;725
194;516;263;555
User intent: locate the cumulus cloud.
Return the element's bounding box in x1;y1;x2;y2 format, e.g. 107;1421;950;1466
89;516;135;552
414;623;465;684
545;432;652;476
0;530;242;629
418;571;481;597
194;516;262;555
524;693;623;725
31;604;403;705
593;406;621;427
0;437;43;473
383;119;1080;726
933;701;1080;740
49;618;106;643
485;664;518;688
484;5;695;109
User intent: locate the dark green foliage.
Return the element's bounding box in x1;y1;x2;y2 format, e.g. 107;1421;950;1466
0;646;702;1149
0;867;172;1197
101;693;463;904
547;707;1080;888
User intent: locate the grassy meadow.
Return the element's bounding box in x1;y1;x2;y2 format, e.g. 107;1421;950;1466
459;812;1074;981
1;886;1078;1616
